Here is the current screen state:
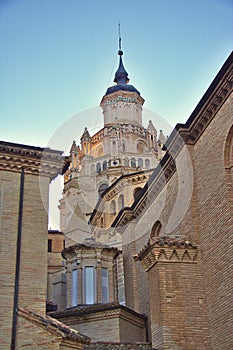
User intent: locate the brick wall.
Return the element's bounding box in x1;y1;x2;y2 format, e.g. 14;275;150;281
19;174;50;314
17;316;60;350
147;261;210;349
0;142;67;349
0;171;21;349
193;93;233;349
121;59;233;348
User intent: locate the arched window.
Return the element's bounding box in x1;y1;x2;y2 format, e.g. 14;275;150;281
91;164;95;174
118;194;124;211
71;269;78;306
98;183;108;197
131;158;136;167
124;158;129;166
96;162;101;173
103;160;107;171
134;187;143;201
150;221;163;240
224;125;233;192
138;158;143;168
137;142;145;154
98;147;104;157
110;200;116;215
84;266;95;304
100;217;104;228
145;159;150;169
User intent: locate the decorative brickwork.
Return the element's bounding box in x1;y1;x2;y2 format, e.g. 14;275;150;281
85;343;152;350
137;237;198;271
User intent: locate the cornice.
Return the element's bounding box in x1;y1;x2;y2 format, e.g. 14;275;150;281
0;141;67;180
136;237;198;272
100;90;145;106
91;123;148;145
62;241;119;259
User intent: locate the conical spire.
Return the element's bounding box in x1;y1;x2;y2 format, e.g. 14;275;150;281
147;120;157;132
81;127;91;141
114;23;129;85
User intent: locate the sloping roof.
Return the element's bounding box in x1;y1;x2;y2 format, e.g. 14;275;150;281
50;302;147;321
18;307;90;343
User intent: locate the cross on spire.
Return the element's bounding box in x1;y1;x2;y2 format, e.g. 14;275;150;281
118;22;123;56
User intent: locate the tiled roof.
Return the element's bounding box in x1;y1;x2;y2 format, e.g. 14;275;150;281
18;307;90;343
50;302;147;321
62;238;119;258
48;229;64;235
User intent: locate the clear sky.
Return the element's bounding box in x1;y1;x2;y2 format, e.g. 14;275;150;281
0;0;232;228
1;0;232;147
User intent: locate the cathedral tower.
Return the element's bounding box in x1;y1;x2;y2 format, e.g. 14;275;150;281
61;37;162;245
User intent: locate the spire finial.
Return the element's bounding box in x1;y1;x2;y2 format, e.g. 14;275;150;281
118;22;123;56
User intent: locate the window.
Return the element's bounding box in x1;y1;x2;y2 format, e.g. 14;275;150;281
134;187;143;201
100;217;104;228
91;164;95;174
138;158;143;168
98;183;108;197
102;160;107;171
71;269;78;306
118;194;124;210
101;268;109;303
48;239;52;252
137;142;145;154
131;158;136;167
150;221;163;240
84;267;95;304
145;159;150;168
110;200;116;215
97;147;104;157
96;162;101;173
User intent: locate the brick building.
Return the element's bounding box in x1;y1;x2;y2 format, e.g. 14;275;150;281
0;142;90;349
0;47;232;349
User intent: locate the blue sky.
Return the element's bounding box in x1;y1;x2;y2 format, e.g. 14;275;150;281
1;0;232;148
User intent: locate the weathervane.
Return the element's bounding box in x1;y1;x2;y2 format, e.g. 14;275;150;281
118;22;123;56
